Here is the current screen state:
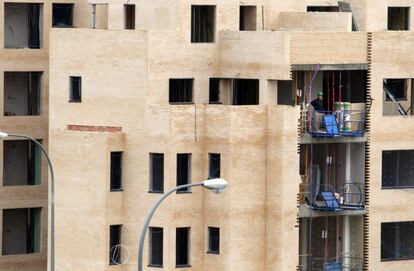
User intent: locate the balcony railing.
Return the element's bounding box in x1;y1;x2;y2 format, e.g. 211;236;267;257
301;110;366;138
299;253;363;271
299;182;365;211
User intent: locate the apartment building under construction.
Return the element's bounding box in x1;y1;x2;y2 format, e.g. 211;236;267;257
1;1;414;271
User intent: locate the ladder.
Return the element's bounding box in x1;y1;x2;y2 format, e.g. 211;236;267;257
383;79;409;116
338;1;360;31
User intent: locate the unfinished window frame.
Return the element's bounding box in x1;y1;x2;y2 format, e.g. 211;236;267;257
176;153;191;193
149;153;164;193
384;79;408;101
207;227;220;254
239;6;257;31
4;3;43;49
110;152;123;191
277;80;295;106
169;79;194;104
124;4;135;30
149;227;163;267
176;227;191;267
4;71;42;116
109;224;122;265
69;76;82;102
208;153;220;179
2;207;42;255
232;79;259;105
3;139;42;186
52;3;74;28
307;6;340;12
388;7;410;31
191;5;216;43
209;78;221;104
381;221;414;261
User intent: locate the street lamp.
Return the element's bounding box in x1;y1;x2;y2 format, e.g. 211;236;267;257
138;178;228;271
0;132;55;271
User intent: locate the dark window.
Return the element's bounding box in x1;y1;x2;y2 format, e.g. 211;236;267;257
52;4;74;27
349;70;367;103
2;208;41;255
3;139;42;186
209;78;220;104
388;7;410;30
149;227;163;267
4;3;42;49
240;6;257;31
307;6;339;12
169;79;193;103
382;150;414;188
191;5;216;43
69;76;82;102
124;4;135;29
277;80;294;105
384;79;407;101
110;152;123;191
109;225;122;265
208;153;220;179
177;154;191;193
150;153;164;193
176;227;190;266
208;227;220;254
4;72;41;116
233;79;259;105
382;221;414;261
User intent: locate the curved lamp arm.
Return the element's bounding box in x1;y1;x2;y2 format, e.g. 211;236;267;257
0;132;55;271
138;178;228;271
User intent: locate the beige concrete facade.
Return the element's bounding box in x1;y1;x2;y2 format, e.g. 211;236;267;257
3;0;414;271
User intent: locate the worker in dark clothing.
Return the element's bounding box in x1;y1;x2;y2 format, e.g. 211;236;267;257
311;91;325;112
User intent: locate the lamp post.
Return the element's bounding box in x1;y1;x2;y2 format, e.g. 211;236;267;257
0;132;55;271
138;178;228;271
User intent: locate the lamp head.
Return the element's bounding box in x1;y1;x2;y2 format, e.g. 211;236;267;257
0;132;8;139
202;178;228;194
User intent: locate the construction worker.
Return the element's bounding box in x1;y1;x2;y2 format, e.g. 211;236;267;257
311;91;325;112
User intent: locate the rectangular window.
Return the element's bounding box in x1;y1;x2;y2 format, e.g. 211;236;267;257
169;79;193;103
4;3;43;49
149;227;163;267
191;5;216;43
384;79;407;101
176;227;190;266
109;225;122;265
208;153;220;179
382;150;414;188
3;140;42;186
110;152;123;191
124;4;135;29
2;208;41;255
382;221;414;261
208;227;220;254
209;78;221;104
239;6;257;31
52;4;74;27
4;72;42;116
277;80;294;105
150;153;164;193
177;154;191;192
69;76;82;102
233;79;259;105
388;7;410;31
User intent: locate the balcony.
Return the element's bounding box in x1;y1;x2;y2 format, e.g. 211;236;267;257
299;216;364;271
299;142;366;215
303;109;366;138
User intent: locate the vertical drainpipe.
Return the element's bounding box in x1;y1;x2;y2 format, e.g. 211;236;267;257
343;143;351;268
91;4;97;29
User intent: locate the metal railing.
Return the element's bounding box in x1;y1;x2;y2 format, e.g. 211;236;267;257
301;110;366;137
299;253;363;271
298;182;365;211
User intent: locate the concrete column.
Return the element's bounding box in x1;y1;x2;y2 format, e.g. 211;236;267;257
343;143;351;270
